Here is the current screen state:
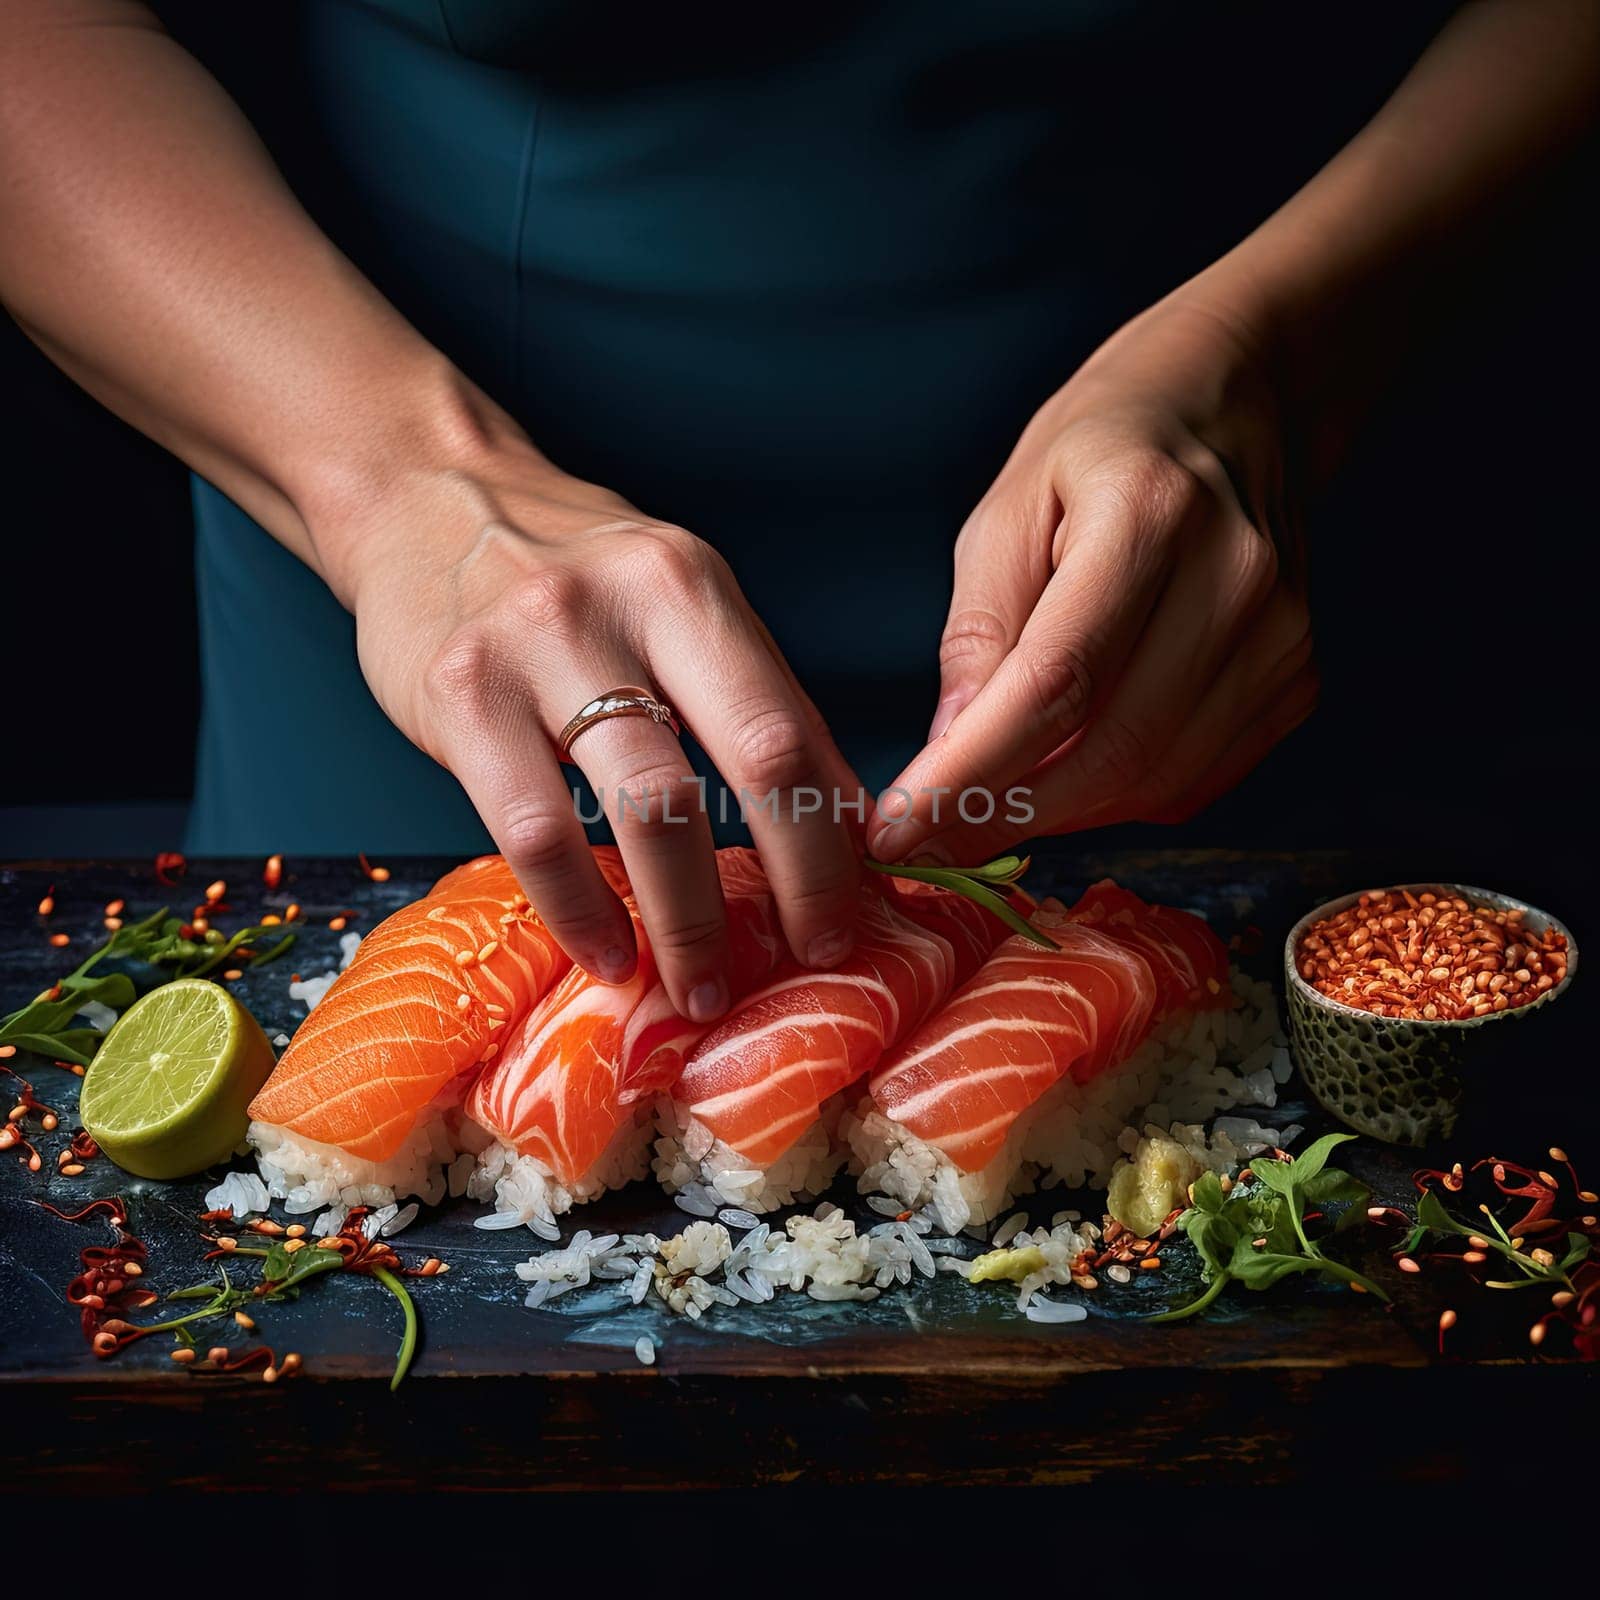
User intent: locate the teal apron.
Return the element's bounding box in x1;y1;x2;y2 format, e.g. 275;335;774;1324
176;0;1455;853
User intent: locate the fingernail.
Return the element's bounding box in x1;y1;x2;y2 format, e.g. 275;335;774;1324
598;945;634;983
927;695;964;742
806;929;852;969
871;824;913;863
686;977;729;1024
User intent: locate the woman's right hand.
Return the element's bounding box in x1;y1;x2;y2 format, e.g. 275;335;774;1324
322;410;862;1023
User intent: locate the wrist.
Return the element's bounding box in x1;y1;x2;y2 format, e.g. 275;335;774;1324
290;354;545;610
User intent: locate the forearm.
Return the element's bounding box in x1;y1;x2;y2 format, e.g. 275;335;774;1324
1183;0;1598;473
0;0;512;603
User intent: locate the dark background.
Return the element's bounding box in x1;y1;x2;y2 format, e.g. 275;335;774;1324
3;34;1595;873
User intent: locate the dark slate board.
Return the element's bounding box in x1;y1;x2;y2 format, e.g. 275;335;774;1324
1;848;1592;1489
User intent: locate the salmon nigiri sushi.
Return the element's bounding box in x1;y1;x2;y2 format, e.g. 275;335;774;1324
847;883;1249;1233
247;849;629;1216
653;880;1000;1216
465;850;788;1235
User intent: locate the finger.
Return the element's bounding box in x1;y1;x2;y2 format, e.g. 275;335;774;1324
657;597;861;971
867;467;1191;862
909;569;1301;858
425;646;638;982
554;668;732;1024
1128;584;1312;822
1141;660;1319;824
928;491;1056;742
976;515;1276;830
745;608;869;851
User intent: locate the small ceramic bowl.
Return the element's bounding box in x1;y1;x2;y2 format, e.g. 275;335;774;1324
1284;883;1577;1146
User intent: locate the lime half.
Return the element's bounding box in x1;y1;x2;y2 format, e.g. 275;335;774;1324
79;979;277;1180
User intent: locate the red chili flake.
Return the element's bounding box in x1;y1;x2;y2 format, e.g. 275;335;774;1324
197;1207;234;1223
69;1131;100;1162
154;852;187;886
263;853;284;890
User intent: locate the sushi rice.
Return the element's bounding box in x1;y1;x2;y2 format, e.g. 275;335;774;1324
467;1103;655;1239
845;967;1289;1233
249;960;1294;1248
651;1095;845;1218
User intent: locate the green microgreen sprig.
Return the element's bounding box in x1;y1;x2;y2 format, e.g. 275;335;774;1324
866;854;1060;949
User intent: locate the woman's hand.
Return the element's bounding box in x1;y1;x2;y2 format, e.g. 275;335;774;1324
867;290;1316;865
333;417;862;1020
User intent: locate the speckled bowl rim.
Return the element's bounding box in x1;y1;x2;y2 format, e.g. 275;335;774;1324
1284;882;1578;1030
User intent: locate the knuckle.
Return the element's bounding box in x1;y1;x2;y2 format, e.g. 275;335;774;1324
496;808;576;880
1235;524;1280;603
426;631;498;711
777;872;858;934
727;706;818;797
940;607;1012;673
510;567;587;636
1011;637;1094;739
953;496;1006;557
1086;715;1152;793
610;764;702;839
1083;447;1205;535
645;911;725;962
619;524;718;596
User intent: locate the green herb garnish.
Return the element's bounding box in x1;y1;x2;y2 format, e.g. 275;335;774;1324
1150;1133;1388;1321
866;854;1060;950
1405;1187;1591;1293
147;1241;345;1338
372;1265;420;1390
0;905;295;1065
156;1237;419;1388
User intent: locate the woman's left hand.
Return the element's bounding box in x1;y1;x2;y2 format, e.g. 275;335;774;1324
867;288;1317;866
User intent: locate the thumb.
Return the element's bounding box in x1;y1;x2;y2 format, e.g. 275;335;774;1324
927;498;1052;741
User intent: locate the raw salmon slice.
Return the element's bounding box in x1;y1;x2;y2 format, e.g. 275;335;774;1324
469;848;795;1186
866;908;1157;1173
1069;879;1230;1014
885;875;1011;988
247;848;628;1161
468;892;659;1186
675;888;957;1167
615;848;786;1102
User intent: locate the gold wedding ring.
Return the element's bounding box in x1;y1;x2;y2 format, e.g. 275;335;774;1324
556;685;682;761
